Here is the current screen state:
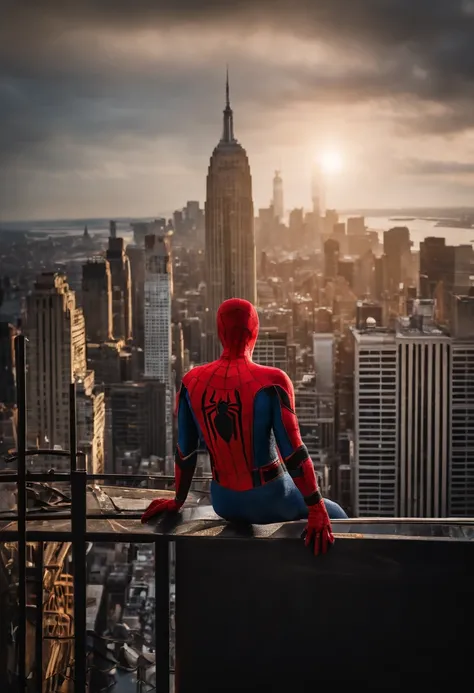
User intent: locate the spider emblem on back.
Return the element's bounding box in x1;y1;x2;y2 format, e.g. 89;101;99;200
202;389;243;443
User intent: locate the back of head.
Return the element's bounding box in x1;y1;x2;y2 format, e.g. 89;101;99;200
217;298;259;359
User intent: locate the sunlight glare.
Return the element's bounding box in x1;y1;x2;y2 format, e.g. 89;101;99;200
319;149;343;175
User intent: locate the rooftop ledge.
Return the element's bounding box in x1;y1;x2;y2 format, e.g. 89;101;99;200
1;485;473;691
172;509;474;693
1;485;473;540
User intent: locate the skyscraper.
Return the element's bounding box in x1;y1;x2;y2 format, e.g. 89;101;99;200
324;238;340;281
127;245;145;349
383;226;411;295
144;235;172;382
106;237;133;341
82;257;113;342
0;322;16;406
144;234;173;471
450;294;474;516
352;312;454;518
76;370;105;474
25;273;87;449
352;325;398;517
205;71;256;357
272;170;284;221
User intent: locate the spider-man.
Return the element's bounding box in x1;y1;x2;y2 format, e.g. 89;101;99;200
142;298;347;555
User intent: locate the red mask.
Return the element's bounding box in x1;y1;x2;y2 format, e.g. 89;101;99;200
217;298;259;359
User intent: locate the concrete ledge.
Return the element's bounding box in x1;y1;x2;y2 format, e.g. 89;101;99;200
175;522;474;692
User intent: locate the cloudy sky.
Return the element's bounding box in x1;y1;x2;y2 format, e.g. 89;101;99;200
2;0;474;220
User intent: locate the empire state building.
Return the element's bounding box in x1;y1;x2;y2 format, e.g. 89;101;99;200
205;73;256;357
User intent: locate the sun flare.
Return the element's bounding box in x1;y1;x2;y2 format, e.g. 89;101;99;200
319;149;343;175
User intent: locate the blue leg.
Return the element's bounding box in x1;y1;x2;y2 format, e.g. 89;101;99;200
323;498;348;519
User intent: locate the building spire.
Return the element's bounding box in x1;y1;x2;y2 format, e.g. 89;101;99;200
221;66;234;143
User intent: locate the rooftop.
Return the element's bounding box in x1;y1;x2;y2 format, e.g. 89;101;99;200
1;479;473;692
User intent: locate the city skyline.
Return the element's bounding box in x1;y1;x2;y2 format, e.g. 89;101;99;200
2;2;474;219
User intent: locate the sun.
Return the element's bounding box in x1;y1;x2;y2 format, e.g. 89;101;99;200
319;149;343;175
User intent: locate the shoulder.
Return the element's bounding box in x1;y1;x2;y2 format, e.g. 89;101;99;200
182;361;215;384
249;362;294;392
182;361;220;393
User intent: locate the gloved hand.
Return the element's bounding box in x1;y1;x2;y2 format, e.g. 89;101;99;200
141;498;183;523
303;499;335;555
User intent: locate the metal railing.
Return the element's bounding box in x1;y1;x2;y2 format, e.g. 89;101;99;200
0;336;184;692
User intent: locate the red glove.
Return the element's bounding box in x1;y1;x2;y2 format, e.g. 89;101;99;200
303;499;334;556
141;498;182;523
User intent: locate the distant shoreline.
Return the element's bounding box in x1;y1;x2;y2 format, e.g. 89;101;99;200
2;207;474;228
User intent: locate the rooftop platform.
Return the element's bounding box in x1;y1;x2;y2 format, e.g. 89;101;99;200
1;483;473;692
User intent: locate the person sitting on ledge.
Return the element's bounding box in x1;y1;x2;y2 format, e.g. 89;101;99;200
142;298;348;555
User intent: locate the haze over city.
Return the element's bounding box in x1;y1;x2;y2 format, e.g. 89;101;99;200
2;0;474;220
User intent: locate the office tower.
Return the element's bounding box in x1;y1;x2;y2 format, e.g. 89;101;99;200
315;308;333;334
352;313;452;518
313;333;334;395
87;341;134;386
109;220;117;238
82;258;113;342
76;370;105;474
295;375;320;463
0;322;16;405
450;295;474;516
182;317;204;364
354;250;376;299
333;222;346;238
398;325;450;517
256;206;275;249
173;210;184;234
294;374;335;476
185;200;201;224
419;237;454;298
289;208;304;236
131;219;167;247
253;329;288;372
312;334;336;470
352;324;398;516
383;227;411;295
338;259;355;289
144;235;172;381
347;217;365;236
144;234;173;471
127;245;145;349
172;322;185;389
25;273;87;450
324;238;340;281
106;237;133;341
205;72;256;358
272;170;284;221
454;245;474;289
109;381;167;473
324;209;338;235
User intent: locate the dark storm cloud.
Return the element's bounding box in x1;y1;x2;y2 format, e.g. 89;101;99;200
3;1;474;90
1;0;474;216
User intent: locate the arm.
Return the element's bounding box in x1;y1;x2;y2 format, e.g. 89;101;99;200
174;384;199;505
270;374;334;555
141;384;199;522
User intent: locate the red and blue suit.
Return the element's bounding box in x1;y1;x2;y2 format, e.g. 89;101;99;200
142;298;347;555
